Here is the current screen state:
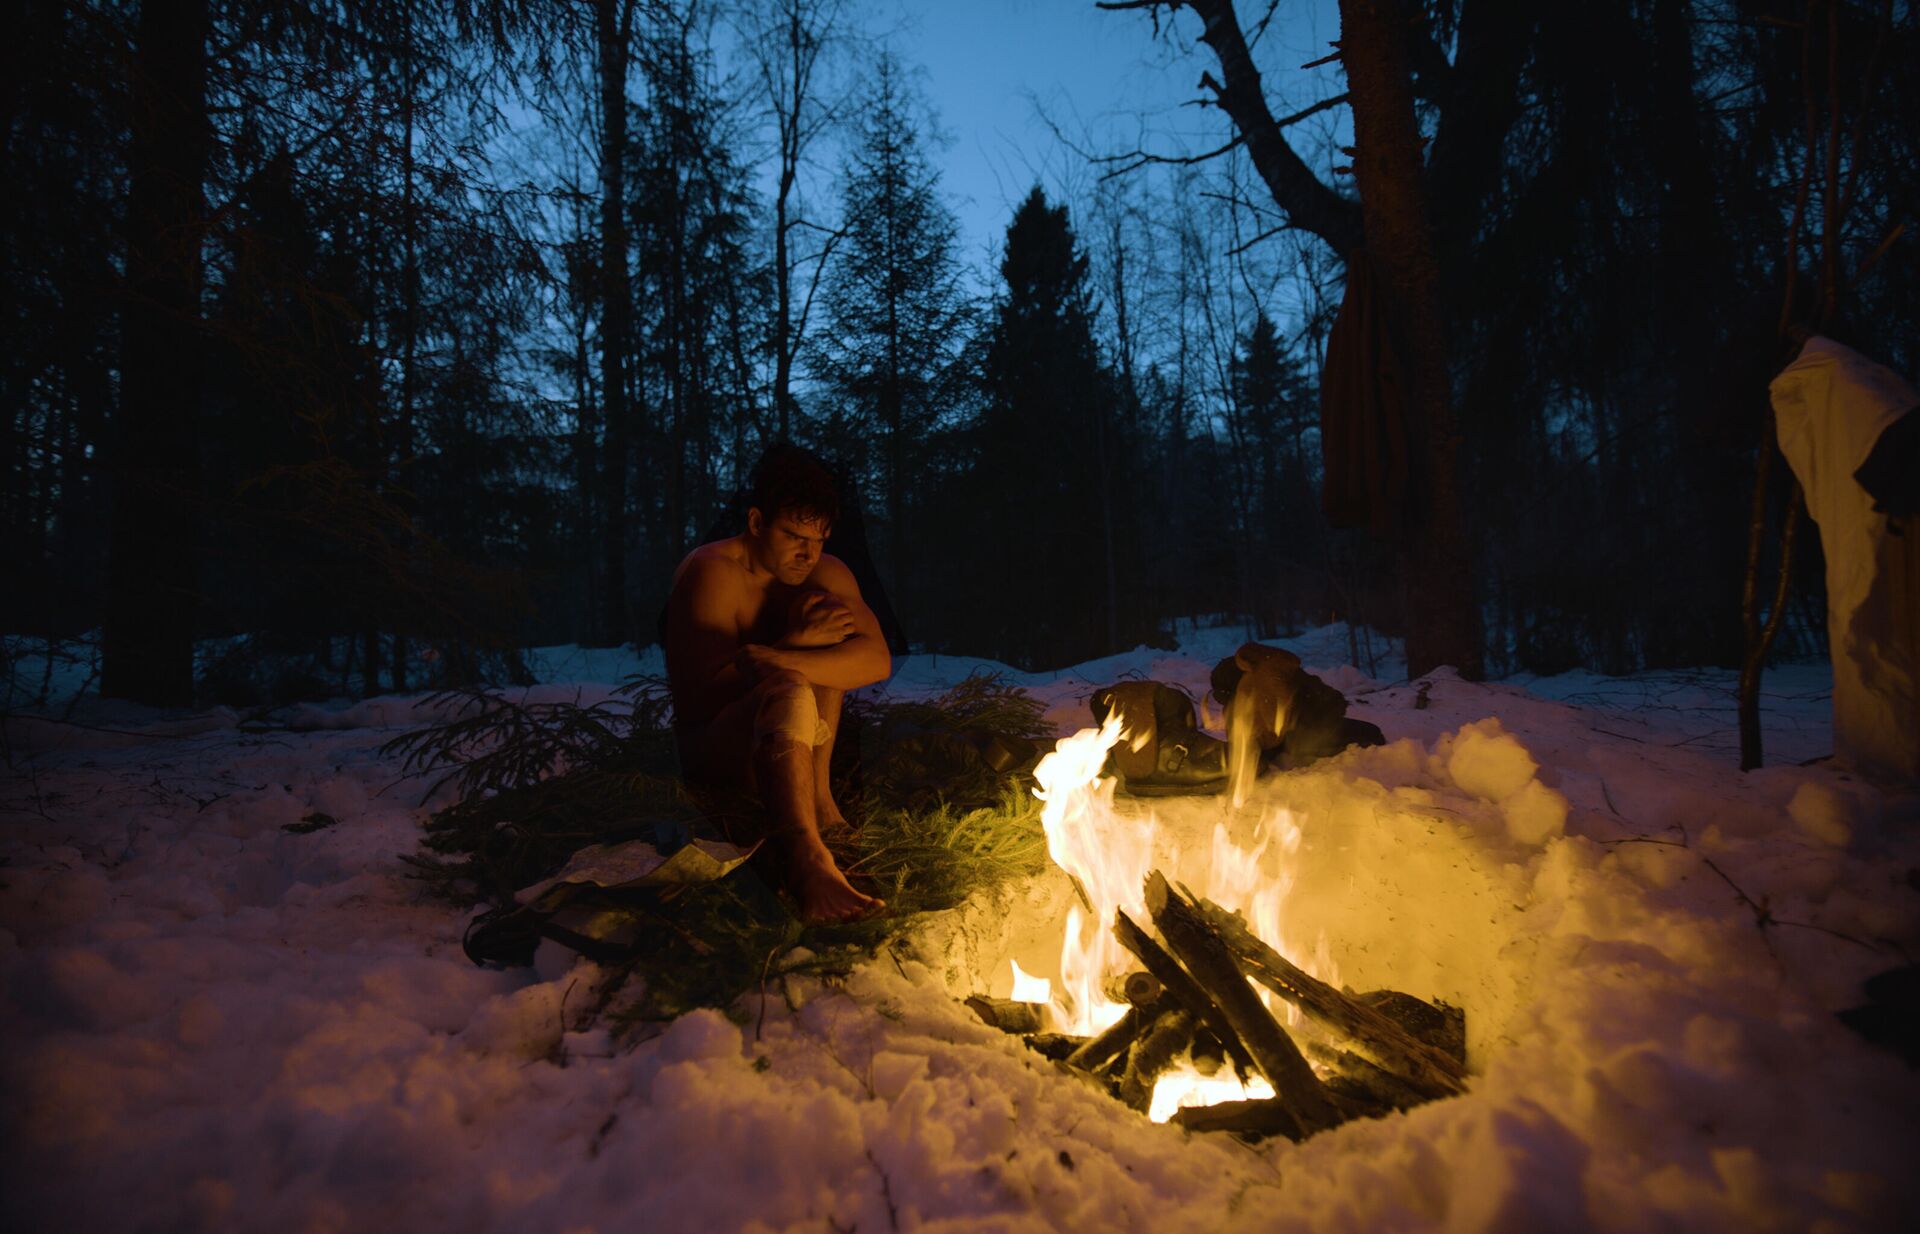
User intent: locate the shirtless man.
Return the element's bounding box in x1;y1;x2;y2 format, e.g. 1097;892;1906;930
664;446;891;922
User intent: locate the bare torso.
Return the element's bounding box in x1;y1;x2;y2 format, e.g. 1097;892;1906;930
664;529;882;730
666;538;806;727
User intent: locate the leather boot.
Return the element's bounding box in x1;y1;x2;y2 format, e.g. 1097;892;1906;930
1089;681;1229;795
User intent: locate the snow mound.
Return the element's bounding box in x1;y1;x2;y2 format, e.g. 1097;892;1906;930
3;634;1917;1234
1435;717;1569;846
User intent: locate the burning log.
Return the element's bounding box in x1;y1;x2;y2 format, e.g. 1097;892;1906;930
1191;897;1468;1098
1356;989;1467;1066
1065;1005;1146;1073
1144;873;1337;1134
1113;908;1258;1081
1104;970;1165;1007
1306;1042;1435;1113
1189;1025;1225;1076
1117;1009;1194;1113
965;996;1047;1035
1023;1032;1089;1062
1169;1097;1304;1142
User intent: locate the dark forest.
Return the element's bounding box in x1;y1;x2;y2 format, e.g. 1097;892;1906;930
6;0;1916;695
6;5;1920;1228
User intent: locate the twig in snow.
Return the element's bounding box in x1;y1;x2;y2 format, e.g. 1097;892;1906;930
865;1149;900;1232
1599;837;1886;955
756;943;784;1043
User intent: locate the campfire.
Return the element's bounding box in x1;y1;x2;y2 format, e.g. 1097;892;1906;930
966;715;1468;1138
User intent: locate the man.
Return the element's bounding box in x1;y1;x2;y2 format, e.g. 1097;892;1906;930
664;445;892;921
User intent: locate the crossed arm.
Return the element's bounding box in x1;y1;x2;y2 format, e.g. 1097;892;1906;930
741;556;892;691
665;553;892;727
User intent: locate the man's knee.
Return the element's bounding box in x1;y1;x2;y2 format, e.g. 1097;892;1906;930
752;671;830;749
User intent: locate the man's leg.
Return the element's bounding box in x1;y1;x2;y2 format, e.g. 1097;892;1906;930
811;685;848;834
744;671;880;922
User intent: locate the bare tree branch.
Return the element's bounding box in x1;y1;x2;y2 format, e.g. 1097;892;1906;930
1102;0;1364;254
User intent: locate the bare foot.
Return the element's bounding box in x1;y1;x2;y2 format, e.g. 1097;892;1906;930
815;790;855;844
790;845;884;924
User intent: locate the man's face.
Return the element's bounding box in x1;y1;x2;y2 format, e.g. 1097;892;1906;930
750;510;830;585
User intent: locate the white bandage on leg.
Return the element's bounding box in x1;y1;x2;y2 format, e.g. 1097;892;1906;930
753;679;831;748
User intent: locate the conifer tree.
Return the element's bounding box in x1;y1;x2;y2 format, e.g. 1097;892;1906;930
960;187;1129;669
814;53;969;618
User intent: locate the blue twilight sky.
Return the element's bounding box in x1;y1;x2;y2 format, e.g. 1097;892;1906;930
880;0;1347;274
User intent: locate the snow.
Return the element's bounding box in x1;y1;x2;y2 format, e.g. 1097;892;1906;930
4;623;1918;1233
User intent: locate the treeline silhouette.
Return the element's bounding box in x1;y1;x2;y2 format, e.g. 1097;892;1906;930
4;0;1915;703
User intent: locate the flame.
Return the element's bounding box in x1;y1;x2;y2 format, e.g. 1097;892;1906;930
1008;959;1051;1005
1034;716;1152;1035
1030;703;1328;1114
1147;1066;1277;1124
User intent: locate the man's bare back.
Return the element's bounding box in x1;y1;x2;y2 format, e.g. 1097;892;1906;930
664;502;893;923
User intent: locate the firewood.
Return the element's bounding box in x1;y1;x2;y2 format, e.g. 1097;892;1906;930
1064;1005;1145;1073
1356;989;1466;1065
1112;909;1258;1081
1320;1074;1400;1123
1117;1009;1194;1113
1189;1025;1225;1076
1144;873;1336;1133
1104;970;1165;1007
1190;896;1467;1098
1169;1097;1304;1142
1306;1042;1434;1113
964;996;1046;1035
1024;1032;1088;1062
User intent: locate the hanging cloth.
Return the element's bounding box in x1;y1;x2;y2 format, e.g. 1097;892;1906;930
1319;249;1410;537
1770;336;1920;784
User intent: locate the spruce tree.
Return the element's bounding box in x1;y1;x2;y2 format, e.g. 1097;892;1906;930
962;187;1127;670
813;53;968;623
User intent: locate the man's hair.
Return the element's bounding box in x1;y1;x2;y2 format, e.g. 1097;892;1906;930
748;442;840;529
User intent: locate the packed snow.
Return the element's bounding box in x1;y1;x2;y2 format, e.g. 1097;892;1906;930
3;623;1917;1233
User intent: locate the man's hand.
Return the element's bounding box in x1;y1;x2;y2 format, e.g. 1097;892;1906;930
734;643;790;683
783;589;856;648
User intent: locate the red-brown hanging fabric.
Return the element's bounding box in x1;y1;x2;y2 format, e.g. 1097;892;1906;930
1319;249;1410;537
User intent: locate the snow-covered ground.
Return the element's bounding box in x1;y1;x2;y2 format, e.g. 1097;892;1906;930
3;625;1916;1233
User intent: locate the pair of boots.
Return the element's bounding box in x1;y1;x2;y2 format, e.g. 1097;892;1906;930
1090;643;1387;796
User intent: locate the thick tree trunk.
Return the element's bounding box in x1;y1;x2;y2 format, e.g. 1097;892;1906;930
105;0;207;705
596;0;634;646
393;30;419;693
1338;0;1483;680
1111;0;1477;677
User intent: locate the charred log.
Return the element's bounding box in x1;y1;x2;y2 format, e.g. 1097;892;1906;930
1145;873;1336;1133
965;996;1046;1034
1105;970;1165;1007
1113;908;1258;1081
1356;988;1466;1066
1022;1032;1088;1062
1065;1004;1147;1073
1169;1096;1305;1142
1307;1042;1437;1113
1193;897;1466;1098
1117;1009;1194;1113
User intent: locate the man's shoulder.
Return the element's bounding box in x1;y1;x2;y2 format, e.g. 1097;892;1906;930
807;553;861;595
673;538;748;588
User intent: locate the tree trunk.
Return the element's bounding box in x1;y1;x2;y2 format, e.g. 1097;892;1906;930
104;0;208;706
596;0;634;647
771;9;799;441
392;22;419;694
1338;0;1483;680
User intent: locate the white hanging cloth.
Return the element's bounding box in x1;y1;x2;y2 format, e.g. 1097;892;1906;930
1770;335;1920;783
